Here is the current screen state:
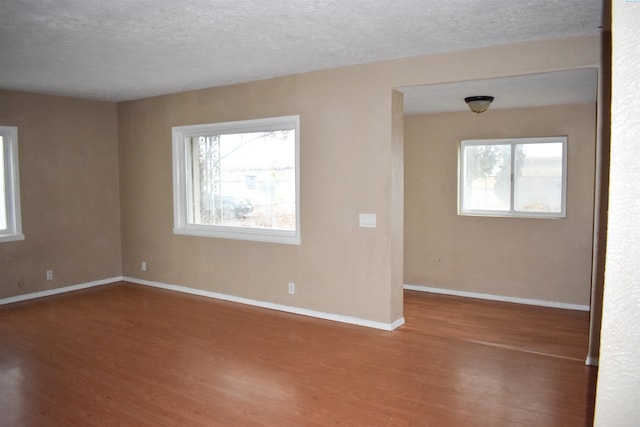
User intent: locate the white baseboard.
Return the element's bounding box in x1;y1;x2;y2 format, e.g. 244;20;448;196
404;284;590;312
125;276;405;332
0;276;124;306
0;274;404;331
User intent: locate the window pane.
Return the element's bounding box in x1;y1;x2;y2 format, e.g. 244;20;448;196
463;144;511;211
514;143;563;213
0;136;6;230
189;129;296;231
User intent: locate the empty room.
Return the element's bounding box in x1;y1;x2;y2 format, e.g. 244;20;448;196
1;1;639;426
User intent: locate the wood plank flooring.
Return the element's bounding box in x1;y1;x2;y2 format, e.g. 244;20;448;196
0;282;596;426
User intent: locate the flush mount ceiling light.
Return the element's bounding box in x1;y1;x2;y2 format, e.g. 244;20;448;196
464;96;494;114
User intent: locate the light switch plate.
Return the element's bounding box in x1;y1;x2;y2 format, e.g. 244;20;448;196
359;213;377;228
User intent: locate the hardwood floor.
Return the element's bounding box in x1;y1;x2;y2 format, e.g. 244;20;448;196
0;282;596;426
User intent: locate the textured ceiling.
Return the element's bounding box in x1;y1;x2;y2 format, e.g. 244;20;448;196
0;0;603;102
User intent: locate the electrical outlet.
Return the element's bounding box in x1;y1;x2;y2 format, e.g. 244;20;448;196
141;261;147;272
288;282;295;295
46;270;53;281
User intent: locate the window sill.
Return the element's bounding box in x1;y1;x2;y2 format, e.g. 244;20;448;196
173;226;301;245
458;211;566;219
0;233;25;243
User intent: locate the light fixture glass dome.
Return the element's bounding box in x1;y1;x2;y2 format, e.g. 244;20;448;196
464;96;494;114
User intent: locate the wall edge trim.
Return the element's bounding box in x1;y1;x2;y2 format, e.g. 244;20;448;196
404;283;590;311
125;276;405;331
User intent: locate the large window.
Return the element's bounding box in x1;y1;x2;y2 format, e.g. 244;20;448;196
172;115;300;244
459;136;567;218
0;126;24;242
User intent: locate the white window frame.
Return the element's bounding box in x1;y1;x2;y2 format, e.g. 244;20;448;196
0;126;24;242
172;115;301;245
458;136;567;219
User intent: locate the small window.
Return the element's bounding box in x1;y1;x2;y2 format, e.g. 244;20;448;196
459;136;567;218
1;125;24;242
172;115;300;244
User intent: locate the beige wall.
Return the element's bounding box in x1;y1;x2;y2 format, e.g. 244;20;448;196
118;69;401;324
0;90;122;298
118;35;599;324
0;33;600;326
404;104;596;305
389;90;405;322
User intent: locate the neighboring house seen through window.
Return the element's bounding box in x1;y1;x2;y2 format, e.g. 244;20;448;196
172;115;300;244
459;136;567;218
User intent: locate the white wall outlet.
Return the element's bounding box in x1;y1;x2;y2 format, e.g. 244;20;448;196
141;261;147;272
46;270;53;281
288;282;295;295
